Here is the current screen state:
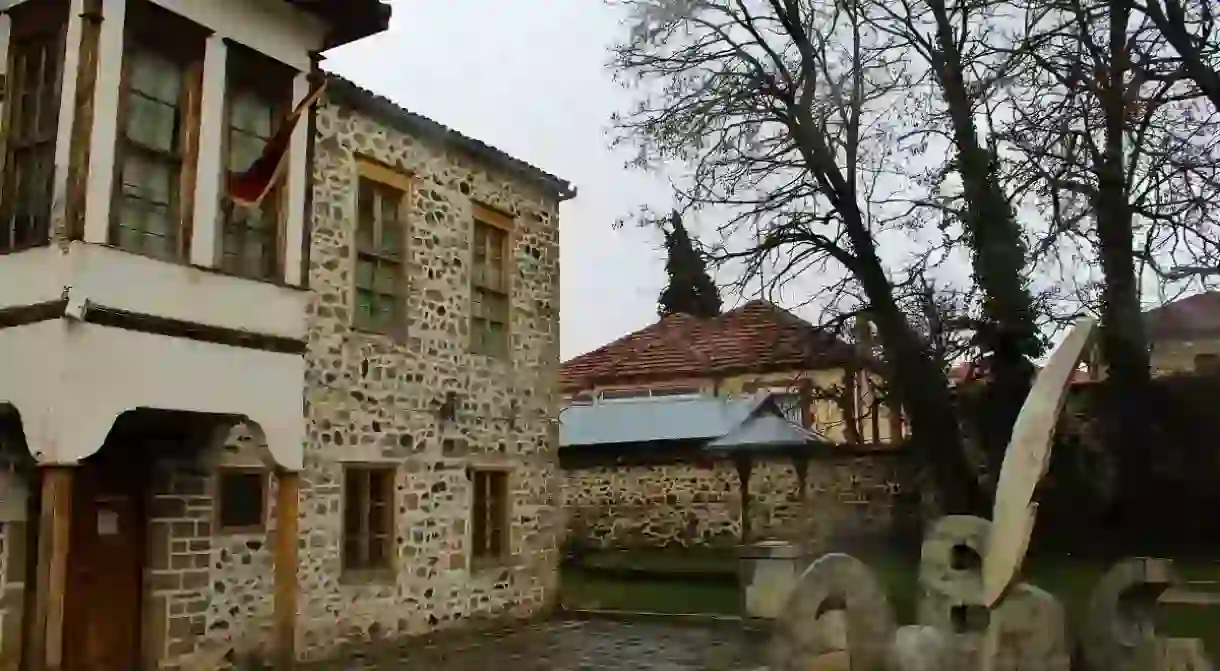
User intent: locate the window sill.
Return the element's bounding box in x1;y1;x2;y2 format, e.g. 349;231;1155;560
339;568;397;585
470;555;517;573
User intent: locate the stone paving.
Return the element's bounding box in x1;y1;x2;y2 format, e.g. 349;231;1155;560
304;619;766;671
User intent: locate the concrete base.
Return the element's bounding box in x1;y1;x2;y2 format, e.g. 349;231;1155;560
738;541;809;622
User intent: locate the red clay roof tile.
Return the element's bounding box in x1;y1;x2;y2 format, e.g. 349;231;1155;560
1145;291;1220;342
560;300;859;392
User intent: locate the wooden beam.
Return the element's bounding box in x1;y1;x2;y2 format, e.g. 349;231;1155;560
64;0;102;240
735;457;753;544
28;466;73;671
274;471;300;670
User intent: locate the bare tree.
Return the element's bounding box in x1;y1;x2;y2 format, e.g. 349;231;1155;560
998;0;1220;513
610;0;986;511
861;0;1048;497
1133;0;1220;113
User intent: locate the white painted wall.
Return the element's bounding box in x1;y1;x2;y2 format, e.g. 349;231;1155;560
0;319;305;469
1;0;323;68
190;33;228;268
82;0;126;243
149;0;323;71
283;71;311;286
0;242;309;340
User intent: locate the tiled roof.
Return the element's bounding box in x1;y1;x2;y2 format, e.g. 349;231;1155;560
950;359;1093;388
324;75;576;202
560;300;860;392
1144;291;1220;341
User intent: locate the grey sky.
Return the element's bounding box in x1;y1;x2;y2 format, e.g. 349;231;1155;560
325;1;671;361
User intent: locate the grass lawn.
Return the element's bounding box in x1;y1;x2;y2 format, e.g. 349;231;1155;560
560;549;1219;655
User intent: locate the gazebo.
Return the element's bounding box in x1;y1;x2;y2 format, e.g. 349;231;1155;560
559;392;832;544
702;400;832;543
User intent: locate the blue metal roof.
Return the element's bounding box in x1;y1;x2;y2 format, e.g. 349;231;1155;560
705;413;830;453
558;395;765;447
558;393;828;452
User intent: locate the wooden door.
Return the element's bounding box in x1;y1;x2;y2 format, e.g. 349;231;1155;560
64;452;146;671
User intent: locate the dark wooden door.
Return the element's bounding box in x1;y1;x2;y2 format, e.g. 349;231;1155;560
65;452;147;671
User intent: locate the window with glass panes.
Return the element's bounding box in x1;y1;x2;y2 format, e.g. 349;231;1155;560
113;45;191;260
342;466;395;573
221;50;290;279
470;468;509;562
353;170;408;333
1;6;66;253
471;208;511;357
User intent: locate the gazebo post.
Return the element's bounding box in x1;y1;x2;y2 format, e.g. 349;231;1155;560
790;452;810;546
734;455;753;543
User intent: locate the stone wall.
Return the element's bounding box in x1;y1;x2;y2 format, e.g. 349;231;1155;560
563;454;917;551
0;90;563;669
290;95;563;660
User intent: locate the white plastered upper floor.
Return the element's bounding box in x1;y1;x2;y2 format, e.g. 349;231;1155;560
0;318;306;470
0;0;326;69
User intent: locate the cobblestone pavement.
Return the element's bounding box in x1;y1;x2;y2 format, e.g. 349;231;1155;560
306;619;767;671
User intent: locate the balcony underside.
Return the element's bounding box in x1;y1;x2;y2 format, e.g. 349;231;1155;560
0;309;305;470
0;243;309;342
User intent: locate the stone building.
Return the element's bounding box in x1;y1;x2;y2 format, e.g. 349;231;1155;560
560;302;916;551
0;0;571;669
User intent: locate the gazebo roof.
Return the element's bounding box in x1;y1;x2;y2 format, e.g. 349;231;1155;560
704;412;829;456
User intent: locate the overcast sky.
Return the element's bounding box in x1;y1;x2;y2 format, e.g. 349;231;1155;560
325;1;671;361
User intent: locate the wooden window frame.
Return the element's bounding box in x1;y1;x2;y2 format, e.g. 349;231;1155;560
108;3;207;262
0;0;69;254
340;464;397;581
219;43;293;281
351;159;412;337
213;466;268;535
470;202;513;358
468;465;511;569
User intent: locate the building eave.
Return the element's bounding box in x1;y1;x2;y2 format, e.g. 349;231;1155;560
283;0;392;50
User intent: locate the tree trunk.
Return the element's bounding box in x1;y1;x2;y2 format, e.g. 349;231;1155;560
925;0;1041;490
849;232;982;514
1096;0;1155;529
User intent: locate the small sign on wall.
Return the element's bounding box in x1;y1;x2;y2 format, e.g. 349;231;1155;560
97;508;119;536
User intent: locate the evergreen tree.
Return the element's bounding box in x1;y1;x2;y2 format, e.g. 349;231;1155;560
657;210;722;318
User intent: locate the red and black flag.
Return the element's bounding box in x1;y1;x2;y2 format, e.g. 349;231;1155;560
227;79;329;208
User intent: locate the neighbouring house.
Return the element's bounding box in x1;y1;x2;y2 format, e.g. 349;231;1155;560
1140;291;1220;375
0;0;571;668
1078;291;1220;379
559;302;917;551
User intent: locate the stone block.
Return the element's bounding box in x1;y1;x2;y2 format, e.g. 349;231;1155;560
739;540;809;621
916;515;989;633
984;583;1070;671
888;625;949;671
1081;557;1178;671
768;553;895;671
1151;638;1215;671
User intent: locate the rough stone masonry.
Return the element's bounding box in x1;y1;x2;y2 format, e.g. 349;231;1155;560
0;82;567;669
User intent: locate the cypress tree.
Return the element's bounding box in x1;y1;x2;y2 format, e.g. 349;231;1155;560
657;210;722;318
